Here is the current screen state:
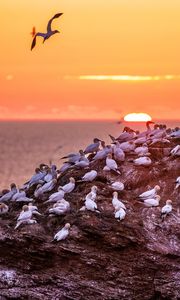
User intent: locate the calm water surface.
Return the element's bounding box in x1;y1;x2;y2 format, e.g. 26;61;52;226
0;120;179;189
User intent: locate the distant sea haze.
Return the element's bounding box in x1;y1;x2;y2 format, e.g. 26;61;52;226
0;120;179;189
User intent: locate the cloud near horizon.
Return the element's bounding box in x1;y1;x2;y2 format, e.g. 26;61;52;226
65;75;180;81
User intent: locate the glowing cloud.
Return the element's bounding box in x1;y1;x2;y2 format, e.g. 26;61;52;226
75;75;180;81
124;113;152;122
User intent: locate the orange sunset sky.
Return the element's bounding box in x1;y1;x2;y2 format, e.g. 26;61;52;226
1;0;180;120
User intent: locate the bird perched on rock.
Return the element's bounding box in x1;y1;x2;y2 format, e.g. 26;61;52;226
171;145;180;156
0;203;9;215
80;170;97;182
111;181;124;191
175;176;180;189
85;186;98;202
133;156;152;166
31;13;63;50
139;195;161;207
49;199;70;216
103;154;121;174
45;189;65;203
112;192;126;210
54;223;71;241
138;185;160;200
0;183;17;202
84;138;101;154
161;200;172;220
15;205;36;229
59;177;75;193
114;206;126;221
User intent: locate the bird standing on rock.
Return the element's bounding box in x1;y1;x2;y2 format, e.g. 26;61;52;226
161;200;172;220
54;223;71;241
138;185;160;200
31;13;63;50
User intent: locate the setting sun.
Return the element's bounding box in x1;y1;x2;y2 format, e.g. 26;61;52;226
124;113;152;122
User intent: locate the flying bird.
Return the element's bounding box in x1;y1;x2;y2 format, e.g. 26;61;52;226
31;13;63;50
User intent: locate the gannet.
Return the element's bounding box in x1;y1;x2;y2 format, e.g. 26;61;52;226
112;192;126;210
16;195;34;203
40;179;57;194
31;13;63;50
28;203;41;216
133;156;152;166
171;145;180;156
140;195;161;207
80;170;97;182
104;154;120;174
83;197;99;212
134;137;149;145
134;145;149;157
136;121;155;138
170;129;180;138
15;205;34;229
118;141;135;153
111;181;124;191
112;142;125;162
114;206;126;220
161;200;172;220
59;177;75;193
175;176;180;189
59;162;72;173
0;203;9;215
45;189;65;203
61;150;84;164
138;185;160;200
75;156;89;168
54;223;71;241
49;199;70;215
44;165;57;182
26;168;47;188
85;186;97;202
12;189;26;201
92;142;112;161
84;138;101;154
0;183;17;202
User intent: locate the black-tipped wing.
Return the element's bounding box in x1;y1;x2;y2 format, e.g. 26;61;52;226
31;32;46;50
47;13;63;32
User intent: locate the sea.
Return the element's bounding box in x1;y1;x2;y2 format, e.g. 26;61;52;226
0;120;179;189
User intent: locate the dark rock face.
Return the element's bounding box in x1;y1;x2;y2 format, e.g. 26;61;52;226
0;144;180;299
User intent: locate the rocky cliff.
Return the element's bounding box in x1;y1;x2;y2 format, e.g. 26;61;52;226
0;140;180;300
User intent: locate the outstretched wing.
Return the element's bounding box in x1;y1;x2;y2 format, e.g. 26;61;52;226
31;32;46;50
47;13;63;32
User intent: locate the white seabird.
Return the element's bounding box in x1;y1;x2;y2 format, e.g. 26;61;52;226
112;142;125;162
12;189;26;202
112;191;126;210
118;141;135;153
85;186;98;202
114;206;126;221
0;184;17;202
81;170;97;182
49;199;70;216
161;200;172;220
111;181;124;191
175;176;180;189
84;138;101;154
140;195;161;207
103;154;120;174
133;156;152;166
61;150;85;164
92;141;112;161
0;203;9;215
83;197;99;212
15;205;36;229
28;203;41;216
59;177;75;193
138;185;160;200
45;189;65;203
134;145;149;157
54;223;71;241
171;145;180;156
31;13;63;50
